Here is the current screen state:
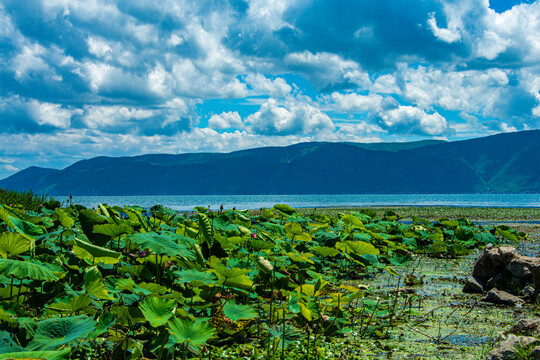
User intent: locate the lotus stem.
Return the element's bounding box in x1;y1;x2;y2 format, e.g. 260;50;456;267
281;306;286;360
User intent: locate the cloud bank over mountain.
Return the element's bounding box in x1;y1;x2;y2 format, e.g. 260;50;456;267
0;0;539;178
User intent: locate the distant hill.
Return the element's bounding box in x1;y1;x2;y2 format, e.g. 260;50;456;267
1;131;538;195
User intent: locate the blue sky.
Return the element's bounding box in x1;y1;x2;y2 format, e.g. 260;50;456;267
0;0;539;179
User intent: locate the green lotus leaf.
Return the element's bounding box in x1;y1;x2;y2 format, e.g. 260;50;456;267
55;208;74;228
92;311;116;337
130;232;195;259
311;246;340;257
139;296;177;327
93;222;134;238
0;232;29;259
167;317;216;346
223;300;258;322
0;308;17;325
255;256;273;273
0;259;58;281
284;222;303;235
45;294;93;315
197;213;214;245
298;301;312;321
496;227;518;242
429;241;448;254
73;238;122;265
27;315;96;351
174;269;217;286
342;214;365;229
273;204;296;215
248;239;275;250
0;348;71;360
260;222;285;235
84;266;112;300
0;207;44;239
209;264;249;279
0;330;25;353
336;241;380;256
474;232;498;245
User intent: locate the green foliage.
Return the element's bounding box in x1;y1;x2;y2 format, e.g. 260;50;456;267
0;232;29;259
168;317;216;346
0;200;527;359
28;316;96;350
139;296;176;327
223;300;258;321
0;188;52;212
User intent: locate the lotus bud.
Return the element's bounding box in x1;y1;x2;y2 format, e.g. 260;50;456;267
138;251;146;257
252;233;257;239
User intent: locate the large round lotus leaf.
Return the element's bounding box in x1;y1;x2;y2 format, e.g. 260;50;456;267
167;318;215;346
139;296;176;327
0;330;25;353
73;238;122;265
174;269;217;286
0;259;58;281
0;232;29;259
27;315;96;351
0;348;71;360
130;232;195;259
223;300;258;322
273;204;296;215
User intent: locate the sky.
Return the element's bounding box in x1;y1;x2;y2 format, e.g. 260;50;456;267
0;0;539;179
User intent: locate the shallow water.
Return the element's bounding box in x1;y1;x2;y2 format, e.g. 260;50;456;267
64;193;540;211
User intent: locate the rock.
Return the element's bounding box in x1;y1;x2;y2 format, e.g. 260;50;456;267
482;288;525;307
506;257;535;280
520;285;535;299
485;334;538;360
508;318;540;336
486;245;518;266
463;276;484;293
531;346;540;359
473;245;517;281
531;263;540;289
485;274;504;291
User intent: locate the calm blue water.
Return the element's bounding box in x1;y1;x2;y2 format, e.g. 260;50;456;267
64;194;540;211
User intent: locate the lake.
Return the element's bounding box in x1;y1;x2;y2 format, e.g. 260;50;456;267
63;194;540;211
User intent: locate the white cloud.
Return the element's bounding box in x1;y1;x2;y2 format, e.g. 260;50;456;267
377;106;448;135
245;74;292;97
208;112;244;130
82;105;155;129
286;51;371;89
247;97;335;136
12;44;51;80
330;92;385;113
247;0;293;31
28;100;81;129
427;7;463;43
396;65;510;117
499;122;518;133
87;36;113;59
4;164;19;172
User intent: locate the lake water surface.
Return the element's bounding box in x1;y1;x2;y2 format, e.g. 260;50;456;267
64;194;540;211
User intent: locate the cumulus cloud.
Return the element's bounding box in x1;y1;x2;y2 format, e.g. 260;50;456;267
245;74;292;97
330;92;386;113
28;100;81;128
285;51;371;90
247;97;335;136
208;111;244;130
377;106;448;136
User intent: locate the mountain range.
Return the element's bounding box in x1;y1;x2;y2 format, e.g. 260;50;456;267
1;130;539;195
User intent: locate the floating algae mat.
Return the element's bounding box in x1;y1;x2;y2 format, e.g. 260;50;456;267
0;201;532;359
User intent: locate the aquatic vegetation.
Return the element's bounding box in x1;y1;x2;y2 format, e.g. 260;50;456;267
0;201;528;359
